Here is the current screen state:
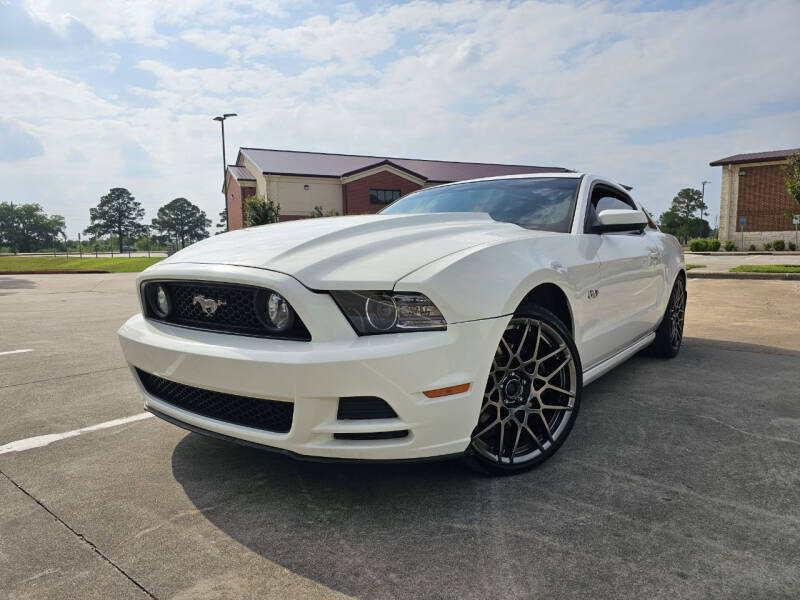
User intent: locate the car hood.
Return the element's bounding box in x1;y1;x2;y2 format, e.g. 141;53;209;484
162;213;543;289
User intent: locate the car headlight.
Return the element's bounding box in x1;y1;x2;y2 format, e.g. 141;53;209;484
331;291;446;335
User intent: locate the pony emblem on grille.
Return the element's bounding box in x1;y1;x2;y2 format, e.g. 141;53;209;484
193;294;227;317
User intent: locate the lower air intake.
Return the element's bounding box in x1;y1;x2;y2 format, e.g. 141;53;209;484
334;431;409;440
337;396;398;420
136;369;293;433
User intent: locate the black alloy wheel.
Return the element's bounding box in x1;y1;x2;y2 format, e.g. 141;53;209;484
466;306;582;475
647;276;686;359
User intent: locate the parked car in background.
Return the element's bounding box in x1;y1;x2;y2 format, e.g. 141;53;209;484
118;173;685;474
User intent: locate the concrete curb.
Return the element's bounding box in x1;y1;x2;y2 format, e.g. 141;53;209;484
685;251;800;256
687;271;800;280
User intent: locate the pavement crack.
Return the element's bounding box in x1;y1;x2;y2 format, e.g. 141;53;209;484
563;457;800;525
0;366;128;390
121;505;222;544
625;396;800;447
0;469;157;599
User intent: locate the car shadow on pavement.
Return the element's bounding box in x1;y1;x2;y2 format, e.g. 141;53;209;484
680;336;800;358
170;434;503;598
0;276;37;295
169;337;800;599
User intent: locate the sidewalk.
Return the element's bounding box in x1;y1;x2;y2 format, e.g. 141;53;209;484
684;252;800;280
687;270;800;280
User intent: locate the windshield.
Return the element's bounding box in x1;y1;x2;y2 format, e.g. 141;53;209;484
380;177;581;233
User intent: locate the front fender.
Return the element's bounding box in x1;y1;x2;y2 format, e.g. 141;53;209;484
394;234;602;329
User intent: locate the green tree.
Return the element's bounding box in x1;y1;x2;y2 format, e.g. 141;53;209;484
687;217;710;239
0;202;17;251
784;152;800;207
151;197;210;249
309;205;340;218
658;208;682;237
0;202;65;252
658;188;711;243
245;195;280;227
216;207;227;234
84;188;147;253
672;188;707;221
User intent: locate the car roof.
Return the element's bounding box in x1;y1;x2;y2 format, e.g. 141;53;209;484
426;171;584;188
423;172;637;196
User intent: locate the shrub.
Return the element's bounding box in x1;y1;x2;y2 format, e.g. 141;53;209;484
245;195;280;226
309;205;340;218
773;240;785;251
707;239;721;251
789;242;798;251
748;244;757;251
763;242;773;251
689;238;708;252
724;240;737;252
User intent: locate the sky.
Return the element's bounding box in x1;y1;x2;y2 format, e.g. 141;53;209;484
1;0;799;237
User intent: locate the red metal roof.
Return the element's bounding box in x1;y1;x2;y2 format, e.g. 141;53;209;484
227;165;255;180
238;148;569;182
709;148;800;166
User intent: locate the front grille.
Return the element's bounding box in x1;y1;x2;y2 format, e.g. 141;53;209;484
337;397;398;420
334;431;409;440
136;369;293;433
142;280;311;340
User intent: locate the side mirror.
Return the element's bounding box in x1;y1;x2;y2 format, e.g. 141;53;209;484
591;208;648;234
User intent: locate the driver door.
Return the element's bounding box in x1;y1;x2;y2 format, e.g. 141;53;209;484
586;185;664;362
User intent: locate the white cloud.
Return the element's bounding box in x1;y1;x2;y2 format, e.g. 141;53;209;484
0;57;119;120
23;0;293;43
2;0;799;236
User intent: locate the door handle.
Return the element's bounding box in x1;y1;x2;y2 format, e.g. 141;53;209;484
648;249;661;264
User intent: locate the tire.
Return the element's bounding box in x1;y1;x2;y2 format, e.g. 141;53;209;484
465;306;582;475
647;276;686;359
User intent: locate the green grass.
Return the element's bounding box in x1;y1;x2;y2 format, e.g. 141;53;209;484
729;264;800;273
685;264;706;270
0;256;163;273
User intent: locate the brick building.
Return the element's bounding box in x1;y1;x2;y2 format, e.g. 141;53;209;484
224;148;569;230
711;148;800;247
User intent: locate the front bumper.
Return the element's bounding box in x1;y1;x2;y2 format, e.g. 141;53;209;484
118;264;508;460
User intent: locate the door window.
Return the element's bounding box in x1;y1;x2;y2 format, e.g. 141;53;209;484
585;185;637;233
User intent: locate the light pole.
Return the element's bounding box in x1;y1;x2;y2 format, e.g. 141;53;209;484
700;180;710;221
213;113;237;231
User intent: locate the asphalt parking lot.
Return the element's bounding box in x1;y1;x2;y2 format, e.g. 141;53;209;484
1;274;798;600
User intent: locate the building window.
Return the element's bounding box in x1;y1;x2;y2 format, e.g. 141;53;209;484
370;189;402;204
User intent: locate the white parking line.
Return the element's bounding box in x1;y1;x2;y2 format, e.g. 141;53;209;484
0;349;33;356
0;413;153;455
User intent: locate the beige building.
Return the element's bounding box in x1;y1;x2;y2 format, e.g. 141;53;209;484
711;148;800;247
224;148;568;230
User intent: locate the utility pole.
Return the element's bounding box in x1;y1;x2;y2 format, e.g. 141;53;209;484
213;113;237;232
700;180;711;221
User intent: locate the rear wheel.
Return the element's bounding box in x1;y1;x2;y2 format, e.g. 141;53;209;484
647;276;686;358
466;307;582;475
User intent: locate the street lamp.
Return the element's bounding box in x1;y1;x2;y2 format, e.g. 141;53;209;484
700;180;711;220
213;113;237;231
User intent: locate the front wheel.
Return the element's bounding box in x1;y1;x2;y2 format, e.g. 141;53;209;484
466;307;582;475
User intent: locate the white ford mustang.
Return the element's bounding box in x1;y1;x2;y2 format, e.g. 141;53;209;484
118;173;685;474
